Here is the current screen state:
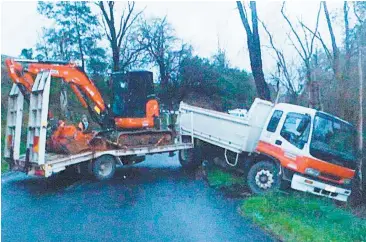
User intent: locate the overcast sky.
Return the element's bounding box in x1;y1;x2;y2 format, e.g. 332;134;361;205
1;1;354;75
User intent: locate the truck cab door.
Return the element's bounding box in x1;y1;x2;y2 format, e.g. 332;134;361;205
260;110;311;169
276;112;310;155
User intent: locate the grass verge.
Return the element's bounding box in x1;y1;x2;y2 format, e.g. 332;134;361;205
1;161;9;173
206;165;244;188
240;193;366;242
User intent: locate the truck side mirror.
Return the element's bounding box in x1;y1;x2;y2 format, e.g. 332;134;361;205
297;114;311;133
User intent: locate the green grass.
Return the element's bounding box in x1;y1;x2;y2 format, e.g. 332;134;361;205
1;161;9;173
206;165;244;188
240;193;366;242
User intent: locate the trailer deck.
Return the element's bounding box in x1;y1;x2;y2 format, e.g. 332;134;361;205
27;143;193;177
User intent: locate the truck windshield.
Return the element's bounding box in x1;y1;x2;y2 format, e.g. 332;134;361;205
310;113;357;166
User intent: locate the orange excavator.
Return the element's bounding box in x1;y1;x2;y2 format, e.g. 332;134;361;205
5;58;172;154
5;58;159;129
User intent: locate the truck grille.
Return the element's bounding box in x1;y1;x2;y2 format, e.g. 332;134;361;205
320;172;341;181
314;187;338;197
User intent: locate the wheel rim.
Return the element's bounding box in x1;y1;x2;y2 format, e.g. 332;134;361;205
98;160;113;177
255;169;274;189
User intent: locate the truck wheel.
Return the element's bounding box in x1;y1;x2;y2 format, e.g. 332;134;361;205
179;148;202;170
92;155;116;181
247;161;281;194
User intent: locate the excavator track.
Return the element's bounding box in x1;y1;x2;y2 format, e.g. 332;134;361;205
47;125;175;155
103;129;174;149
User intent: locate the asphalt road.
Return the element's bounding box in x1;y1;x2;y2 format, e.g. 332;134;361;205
2;154;273;242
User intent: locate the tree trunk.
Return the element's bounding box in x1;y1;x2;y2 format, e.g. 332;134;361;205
323;2;343;115
158;61;170;105
248;42;271;100
74;4;85;71
359;44;364;191
344;2;352;118
237;1;271;101
112;45;120;72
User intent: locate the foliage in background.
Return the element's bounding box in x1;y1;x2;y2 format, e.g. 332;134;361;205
178;53;255;111
138;16;192;106
37;1;106;74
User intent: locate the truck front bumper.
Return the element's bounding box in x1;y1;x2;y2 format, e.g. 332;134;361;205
291;174;351;202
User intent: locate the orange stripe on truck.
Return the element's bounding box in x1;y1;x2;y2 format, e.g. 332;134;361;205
255;141;355;184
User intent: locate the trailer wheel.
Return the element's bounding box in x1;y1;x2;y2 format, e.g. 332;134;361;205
179;148;202;170
92;155;116;181
247;161;281;194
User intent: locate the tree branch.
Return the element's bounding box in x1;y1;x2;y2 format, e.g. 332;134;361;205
300;22;331;61
261;20;295;93
309;2;322;56
281;2;308;58
287;33;306;61
250;2;259;39
353;2;363;24
236;1;252;37
101;17;112;41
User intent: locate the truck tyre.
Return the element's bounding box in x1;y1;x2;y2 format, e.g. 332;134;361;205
92;155;116;181
179;148;202;170
247;161;281;194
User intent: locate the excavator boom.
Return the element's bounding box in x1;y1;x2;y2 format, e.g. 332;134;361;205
5;58;106;113
5;58;159;129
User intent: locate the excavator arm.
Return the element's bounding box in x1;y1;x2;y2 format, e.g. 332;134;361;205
5;58;109;126
5;59;34;93
5;58;159;129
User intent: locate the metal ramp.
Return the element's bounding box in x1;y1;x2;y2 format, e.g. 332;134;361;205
4;84;24;160
26;71;52;165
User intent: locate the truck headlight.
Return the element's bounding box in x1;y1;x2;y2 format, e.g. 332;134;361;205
343;179;351;185
305;168;320;177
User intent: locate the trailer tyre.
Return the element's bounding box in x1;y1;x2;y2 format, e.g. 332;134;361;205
247;161;281;194
179;148;202;170
92;155;116;181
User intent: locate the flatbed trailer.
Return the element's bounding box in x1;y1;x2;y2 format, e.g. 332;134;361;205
14;143;193;178
4;71;196;180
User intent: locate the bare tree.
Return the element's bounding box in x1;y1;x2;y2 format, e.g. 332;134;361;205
303;2;344;115
354;1;366;192
323;2;340;79
281;2;322;110
236;1;271;101
261;21;304;104
138;17;191;106
358;42;364;191
344;2;351;83
98;1;143;71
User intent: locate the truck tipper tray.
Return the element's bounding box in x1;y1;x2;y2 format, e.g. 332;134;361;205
178;99;273;154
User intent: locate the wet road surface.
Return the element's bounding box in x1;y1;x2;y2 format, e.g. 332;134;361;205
2;154;273;242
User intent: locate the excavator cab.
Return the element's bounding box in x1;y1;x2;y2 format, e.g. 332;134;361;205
110;71;159;129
